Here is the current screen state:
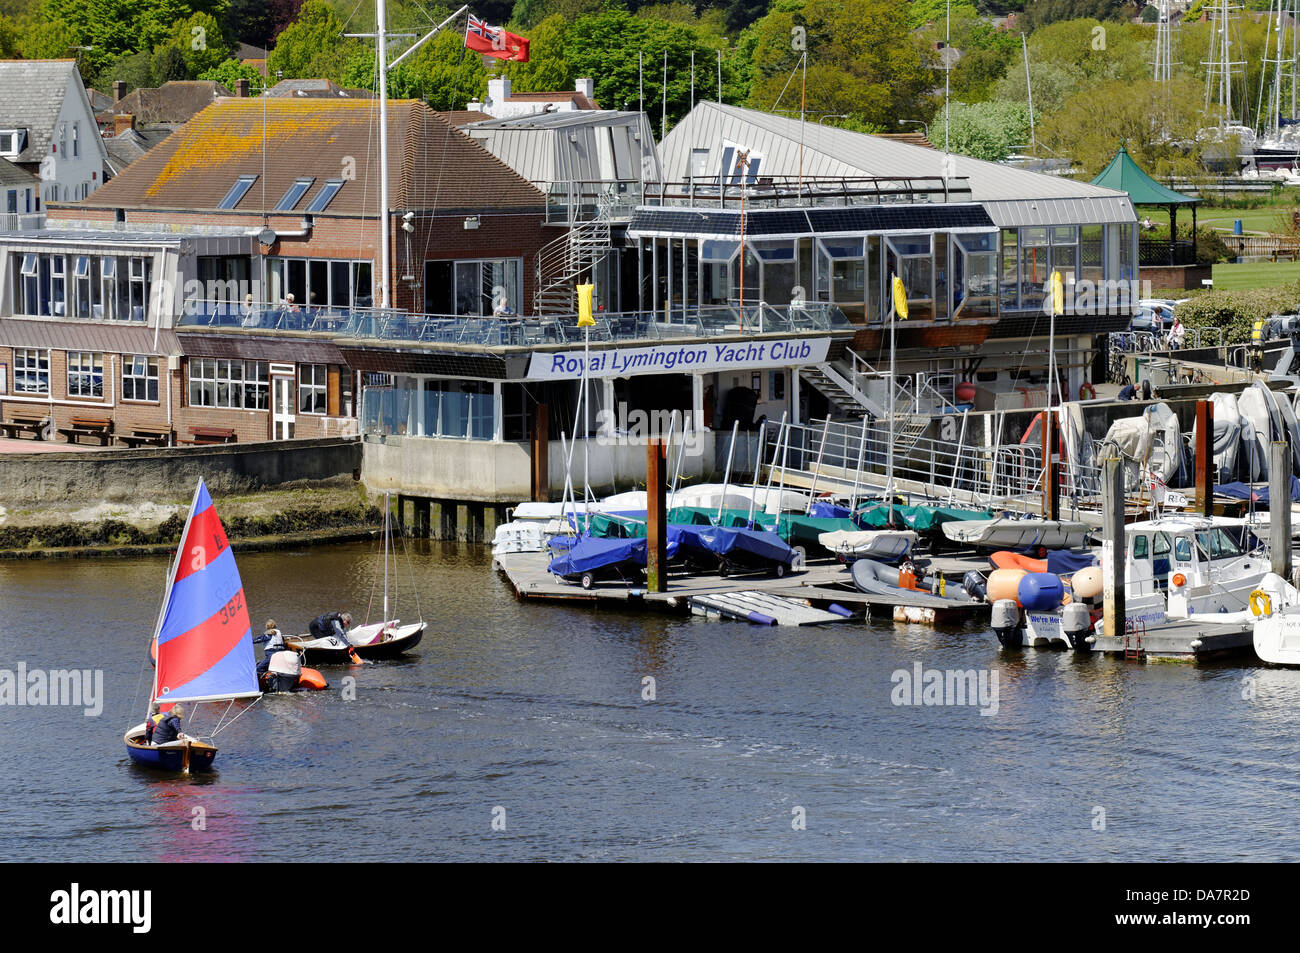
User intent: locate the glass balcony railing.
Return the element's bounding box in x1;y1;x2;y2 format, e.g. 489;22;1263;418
177;301;852;346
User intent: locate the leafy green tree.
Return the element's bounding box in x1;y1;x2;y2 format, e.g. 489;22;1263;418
95;50;155;93
265;0;361;79
385;30;489;109
908;0;979;28
1039;75;1209;176
504;14;573;93
152;42;188;81
992;58;1087;116
933;99;1031;160
0;13;17;56
40;0;232;76
511;0;607;29
197;56;266;92
746;0;936;131
169;11;232;76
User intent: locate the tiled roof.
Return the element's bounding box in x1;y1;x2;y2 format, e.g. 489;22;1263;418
439;110;492;127
76;98;544;215
265;79;373;99
108;81;234;126
506;90;599;110
0;156;37;186
104;127;171;176
0;60;80;163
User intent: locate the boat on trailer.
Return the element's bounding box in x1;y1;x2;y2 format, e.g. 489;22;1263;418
941;517;1091;551
124;478;261;772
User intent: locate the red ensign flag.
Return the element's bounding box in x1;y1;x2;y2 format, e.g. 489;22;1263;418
465;14;530;62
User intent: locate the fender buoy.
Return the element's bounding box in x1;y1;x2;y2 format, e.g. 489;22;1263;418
1079;382;1097;400
297;667;329;690
1249;589;1273;618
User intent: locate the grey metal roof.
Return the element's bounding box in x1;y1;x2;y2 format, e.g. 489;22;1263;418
0;317;180;355
0;60;81;164
659;102;1136;226
463;110;661;185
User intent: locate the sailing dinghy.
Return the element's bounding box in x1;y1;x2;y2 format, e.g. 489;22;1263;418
124;479;260;772
284;495;426;662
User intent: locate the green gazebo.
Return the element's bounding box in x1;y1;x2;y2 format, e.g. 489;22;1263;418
1090;145;1200;265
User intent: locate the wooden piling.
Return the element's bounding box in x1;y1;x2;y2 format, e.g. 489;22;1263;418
1042;409;1059;520
1271;440;1292;579
1194;399;1213;517
646;439;667;593
531;402;549;502
1101;455;1126;639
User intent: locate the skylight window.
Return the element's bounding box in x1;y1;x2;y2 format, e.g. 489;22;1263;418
274;177;315;211
218;174;258;210
306;179;345;213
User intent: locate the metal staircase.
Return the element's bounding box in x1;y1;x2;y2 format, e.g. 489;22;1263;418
800;356;887;418
798;349;938;455
532;193;613;315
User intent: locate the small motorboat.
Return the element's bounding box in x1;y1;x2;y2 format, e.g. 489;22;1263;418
1252;575;1300;664
491;518;570;557
850;558;977;605
941;517;1090;551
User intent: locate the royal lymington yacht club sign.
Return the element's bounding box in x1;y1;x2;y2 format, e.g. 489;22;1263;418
525;338;832;381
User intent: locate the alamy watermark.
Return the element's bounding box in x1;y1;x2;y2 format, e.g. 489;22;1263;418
890;662;999;716
0;662;103;716
596;404;706;456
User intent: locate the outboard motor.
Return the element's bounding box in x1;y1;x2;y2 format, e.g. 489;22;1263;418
1061;602;1093;653
991;599;1022;649
962;570;988;602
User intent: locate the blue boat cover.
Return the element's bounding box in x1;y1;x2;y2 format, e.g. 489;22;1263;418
808;501;852;519
1044;549;1099;575
689;526;794;565
1216;476;1300;505
548;537;645;576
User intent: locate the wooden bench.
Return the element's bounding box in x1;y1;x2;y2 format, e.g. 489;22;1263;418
182;425;237;445
117;426;174;449
0;412;50;440
57;415;114;446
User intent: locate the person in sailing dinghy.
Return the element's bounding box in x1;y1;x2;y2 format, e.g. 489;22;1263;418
263;650;304;692
308;611;353;646
152;705;185;745
253;619;285;676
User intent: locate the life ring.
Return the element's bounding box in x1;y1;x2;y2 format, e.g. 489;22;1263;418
1249;589;1273;618
1079;382;1097;400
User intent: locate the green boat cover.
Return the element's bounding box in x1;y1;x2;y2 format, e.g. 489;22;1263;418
855;502;993;531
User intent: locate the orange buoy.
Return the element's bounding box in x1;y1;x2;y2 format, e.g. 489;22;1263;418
955;381;977;403
989;551;1047;573
297;668;329;691
987;568;1028;604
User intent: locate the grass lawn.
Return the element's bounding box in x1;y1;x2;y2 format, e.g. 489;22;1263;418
1144;197;1298;235
1210;259;1300;289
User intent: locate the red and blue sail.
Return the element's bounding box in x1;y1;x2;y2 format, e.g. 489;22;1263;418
153;480;260;704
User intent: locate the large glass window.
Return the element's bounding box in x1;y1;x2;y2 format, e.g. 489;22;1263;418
886;235;933;322
266;257;371;311
13;348;48;394
424;259;523;315
952;232;997;319
122;354;159;402
66;351;103;398
188;359;268;409
1020;227;1049;310
298;364;327;414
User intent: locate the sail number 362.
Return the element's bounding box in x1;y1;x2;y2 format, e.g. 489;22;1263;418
219;591;244;624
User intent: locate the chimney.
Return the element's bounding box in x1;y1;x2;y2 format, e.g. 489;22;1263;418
487;76;510;105
113;80;126;102
575;78;594;102
236;78;249;98
114;113;135;137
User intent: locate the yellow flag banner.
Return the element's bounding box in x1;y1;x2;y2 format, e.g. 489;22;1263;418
892;275;908;320
1050;270;1064;316
577;284;595;327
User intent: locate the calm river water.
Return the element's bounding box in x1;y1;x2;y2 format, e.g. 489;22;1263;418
1;540;1298;862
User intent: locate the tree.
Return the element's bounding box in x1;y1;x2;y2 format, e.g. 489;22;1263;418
40;0;232;76
0;13;16;56
385;30;489;110
933;99;1031;160
746;0;936;131
504;14;573;93
197;57;267;92
908;0;979;28
992;58;1087;116
1039;75;1210;177
265;0;367;81
152;42;188;82
169;11;233;76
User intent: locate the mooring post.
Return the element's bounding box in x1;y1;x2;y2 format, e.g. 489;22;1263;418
1102;455;1126;639
1042;409;1059;520
531;402;549;503
1195;399;1213;517
646;438;667;593
1271;440;1292;579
